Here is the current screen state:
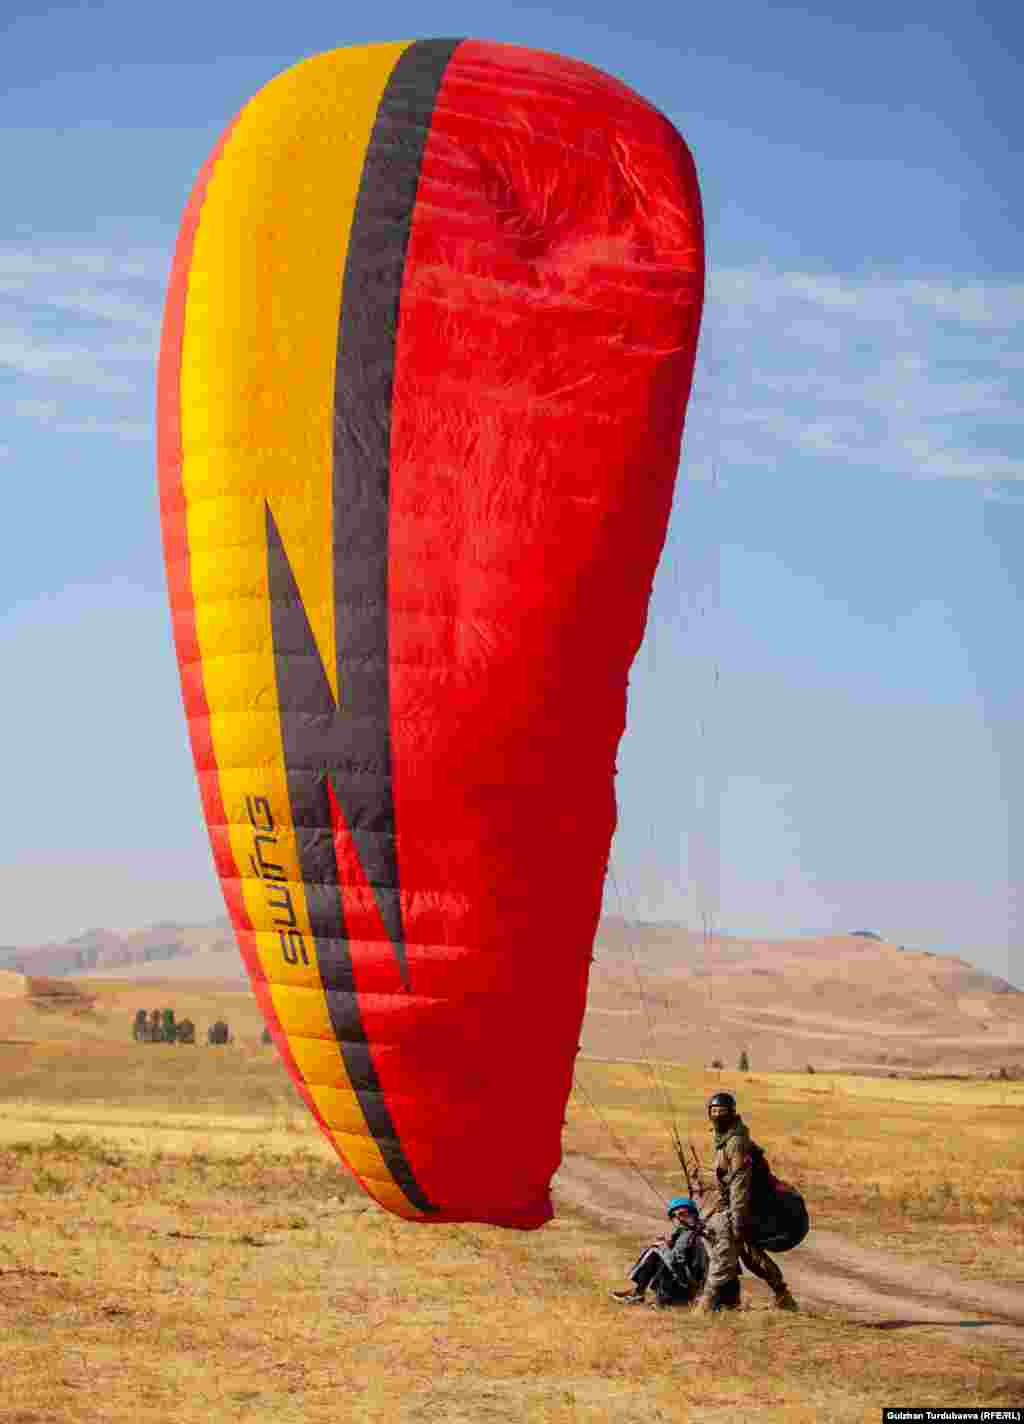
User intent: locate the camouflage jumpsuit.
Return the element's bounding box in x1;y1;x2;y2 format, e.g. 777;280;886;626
702;1115;789;1298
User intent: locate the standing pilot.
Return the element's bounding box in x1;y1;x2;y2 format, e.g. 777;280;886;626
692;1091;799;1314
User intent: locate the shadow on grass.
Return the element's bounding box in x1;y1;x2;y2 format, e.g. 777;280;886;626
864;1319;1011;1331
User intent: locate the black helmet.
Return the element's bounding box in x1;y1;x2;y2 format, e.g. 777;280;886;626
706;1091;737;1118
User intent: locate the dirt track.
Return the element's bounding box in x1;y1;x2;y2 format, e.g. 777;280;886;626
553;1153;1024;1351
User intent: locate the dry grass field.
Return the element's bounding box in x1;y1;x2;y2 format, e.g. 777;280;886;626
1;978;1022;1422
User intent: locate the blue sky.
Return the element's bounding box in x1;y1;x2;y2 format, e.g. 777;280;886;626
1;0;1020;981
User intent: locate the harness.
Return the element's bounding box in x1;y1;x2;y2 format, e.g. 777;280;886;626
715;1132;776;1202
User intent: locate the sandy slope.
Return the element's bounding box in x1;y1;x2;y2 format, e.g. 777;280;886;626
554;1152;1024;1351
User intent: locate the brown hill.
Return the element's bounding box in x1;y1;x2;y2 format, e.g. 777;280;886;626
586;923;1023;1078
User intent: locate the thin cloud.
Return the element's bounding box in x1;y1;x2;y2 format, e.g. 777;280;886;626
711;269;1024;330
902;280;1024;327
0;282;161;333
702;267;1024;487
8;392;151;443
0;244;169;284
2;239;164;439
0;326;143;394
55;417;150;441
898;437;1023;483
4;242;1023;487
983;481;1024;505
13;397;59;421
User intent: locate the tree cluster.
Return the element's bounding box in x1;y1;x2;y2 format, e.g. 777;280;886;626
131;1007;219;1045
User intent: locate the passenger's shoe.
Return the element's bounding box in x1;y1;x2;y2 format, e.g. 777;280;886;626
717;1278;741;1310
610;1288;645;1304
773;1289;799;1312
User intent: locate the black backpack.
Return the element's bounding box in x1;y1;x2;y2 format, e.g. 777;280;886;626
747;1142;810;1253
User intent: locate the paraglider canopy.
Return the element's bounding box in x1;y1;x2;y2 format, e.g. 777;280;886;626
157;37;705;1229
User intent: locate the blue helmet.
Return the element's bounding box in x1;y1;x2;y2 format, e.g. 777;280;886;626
667;1195;699;1220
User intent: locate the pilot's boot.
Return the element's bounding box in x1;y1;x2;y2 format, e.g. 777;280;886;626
692;1280;739;1314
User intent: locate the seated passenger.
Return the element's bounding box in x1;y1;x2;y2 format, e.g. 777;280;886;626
610;1196;708;1308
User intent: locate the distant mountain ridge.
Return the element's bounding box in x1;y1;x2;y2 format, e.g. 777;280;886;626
0;921;233;978
2;916;1020;1076
4;915;1018;998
